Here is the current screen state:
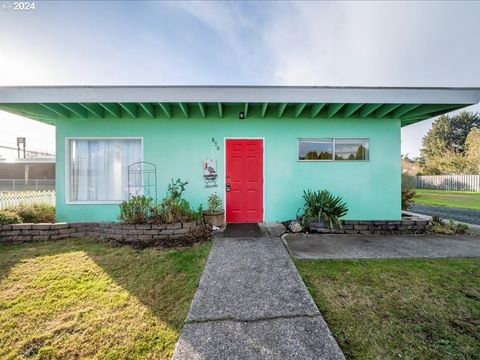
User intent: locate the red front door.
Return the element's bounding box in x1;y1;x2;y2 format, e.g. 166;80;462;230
226;139;263;223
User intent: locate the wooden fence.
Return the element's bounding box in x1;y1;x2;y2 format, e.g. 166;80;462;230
415;175;480;192
0;191;56;210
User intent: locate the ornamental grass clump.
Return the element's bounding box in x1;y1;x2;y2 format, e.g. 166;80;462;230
302;189;348;229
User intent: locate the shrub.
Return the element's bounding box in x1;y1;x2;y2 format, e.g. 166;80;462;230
155;179;199;223
430;216;469;235
302;190;348;229
119;195;153;224
118;179;202;225
402;189;416;210
0;210;23;225
14;204;55;223
207;193;223;212
401;173;416;210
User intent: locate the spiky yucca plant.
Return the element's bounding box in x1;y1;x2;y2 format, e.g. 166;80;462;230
302;190;348;229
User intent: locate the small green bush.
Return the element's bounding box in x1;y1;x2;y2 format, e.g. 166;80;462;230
302;189;348;229
15;204;55;223
154;179;200;223
207;193;223;212
118;179;202;224
119;195;153;224
430;216;469;235
0;210;23;225
402;189;416;210
401;173;416;210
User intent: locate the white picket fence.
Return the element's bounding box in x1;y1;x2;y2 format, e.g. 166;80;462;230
0;191;56;210
415;175;480;192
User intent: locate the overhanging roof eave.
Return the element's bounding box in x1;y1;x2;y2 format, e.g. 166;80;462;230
0;85;479;105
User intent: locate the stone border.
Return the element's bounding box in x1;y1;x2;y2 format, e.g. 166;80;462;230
0;220;209;248
308;217;431;234
404;210;480;235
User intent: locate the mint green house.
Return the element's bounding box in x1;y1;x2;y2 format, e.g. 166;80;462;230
1;86;479;223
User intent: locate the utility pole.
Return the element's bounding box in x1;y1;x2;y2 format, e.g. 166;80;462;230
16;137;26;158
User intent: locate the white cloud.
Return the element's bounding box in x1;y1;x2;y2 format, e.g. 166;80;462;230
260;1;480;86
168;1;251;53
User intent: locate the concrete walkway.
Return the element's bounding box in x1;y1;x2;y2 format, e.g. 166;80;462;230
284;233;480;259
172;235;344;360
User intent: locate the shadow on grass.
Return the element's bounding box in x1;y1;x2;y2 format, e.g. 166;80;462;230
85;239;211;331
0;238;211;332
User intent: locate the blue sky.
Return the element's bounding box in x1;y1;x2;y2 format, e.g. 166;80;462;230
0;0;479;158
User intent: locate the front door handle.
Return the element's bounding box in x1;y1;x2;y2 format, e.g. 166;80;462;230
226;184;231;192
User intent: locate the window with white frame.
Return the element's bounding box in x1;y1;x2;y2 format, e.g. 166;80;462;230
68;138;142;202
298;138;369;161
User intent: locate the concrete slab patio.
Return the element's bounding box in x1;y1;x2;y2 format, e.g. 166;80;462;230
172;235;344;360
284;233;480;260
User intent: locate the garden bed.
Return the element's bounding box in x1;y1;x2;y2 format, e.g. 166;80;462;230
0;220;210;248
287;216;431;235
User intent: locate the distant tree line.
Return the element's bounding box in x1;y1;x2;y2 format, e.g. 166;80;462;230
403;111;480;175
302;145;367;161
304;151;333;160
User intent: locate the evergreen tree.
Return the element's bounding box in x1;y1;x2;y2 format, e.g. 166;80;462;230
465;127;480;174
318;151;332;160
355;145;366;160
304;151;318;160
421;111;480;158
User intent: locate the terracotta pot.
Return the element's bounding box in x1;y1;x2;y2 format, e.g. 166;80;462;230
203;210;225;227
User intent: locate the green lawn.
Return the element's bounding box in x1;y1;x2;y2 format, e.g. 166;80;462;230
413;189;480;210
0;238;211;360
295;258;480;359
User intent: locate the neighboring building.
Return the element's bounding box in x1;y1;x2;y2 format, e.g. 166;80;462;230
0;157;55;192
0;158;55;180
0;86;479;222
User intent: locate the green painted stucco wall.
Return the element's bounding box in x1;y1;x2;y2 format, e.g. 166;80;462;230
55;110;401;223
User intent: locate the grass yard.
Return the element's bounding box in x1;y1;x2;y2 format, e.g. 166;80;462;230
0;238;211;359
413;189;480;210
295;258;480;360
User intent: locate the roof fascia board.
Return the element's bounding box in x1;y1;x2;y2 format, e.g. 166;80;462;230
0;86;479;105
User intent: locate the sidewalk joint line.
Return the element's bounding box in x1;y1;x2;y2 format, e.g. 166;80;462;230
185;312;321;325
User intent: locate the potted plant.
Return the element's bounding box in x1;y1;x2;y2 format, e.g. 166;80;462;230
203;192;225;227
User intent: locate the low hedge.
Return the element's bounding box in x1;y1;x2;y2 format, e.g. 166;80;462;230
0;210;23;225
0;204;55;224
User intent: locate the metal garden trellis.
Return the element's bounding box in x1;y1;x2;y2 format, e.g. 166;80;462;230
127;161;157;201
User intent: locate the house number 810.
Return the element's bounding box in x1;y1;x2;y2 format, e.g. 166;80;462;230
211;138;220;151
